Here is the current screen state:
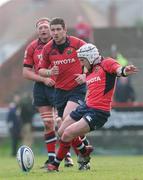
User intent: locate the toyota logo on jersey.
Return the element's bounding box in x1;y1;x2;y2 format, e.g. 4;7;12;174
53;58;76;65
87;76;101;85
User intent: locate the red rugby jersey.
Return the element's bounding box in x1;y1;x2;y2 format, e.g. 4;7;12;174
23;39;46;74
86;58;121;111
39;36;86;90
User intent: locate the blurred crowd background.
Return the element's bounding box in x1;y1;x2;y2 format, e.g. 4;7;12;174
0;0;143;156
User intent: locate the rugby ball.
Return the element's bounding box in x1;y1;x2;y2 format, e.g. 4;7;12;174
17;145;34;172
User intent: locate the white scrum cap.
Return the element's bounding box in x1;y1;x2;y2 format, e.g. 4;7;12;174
77;43;101;65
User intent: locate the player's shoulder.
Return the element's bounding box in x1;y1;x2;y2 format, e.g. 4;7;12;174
101;57;117;66
68;36;86;49
27;39;39;50
100;57;120;73
43;39;53;49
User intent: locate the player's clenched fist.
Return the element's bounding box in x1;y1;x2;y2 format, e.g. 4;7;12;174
51;66;59;75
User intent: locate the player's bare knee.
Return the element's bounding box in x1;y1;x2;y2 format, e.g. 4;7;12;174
55;117;62;130
62;128;72;142
57;127;63;137
44;120;54;131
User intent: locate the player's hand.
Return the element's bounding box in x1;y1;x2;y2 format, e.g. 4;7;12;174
125;65;139;75
51;66;59;75
74;74;86;84
43;78;55;87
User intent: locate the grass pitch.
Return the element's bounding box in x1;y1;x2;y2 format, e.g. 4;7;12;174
0;155;143;180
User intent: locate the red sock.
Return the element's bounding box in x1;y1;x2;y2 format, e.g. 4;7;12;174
53;140;71;167
71;141;79;155
45;131;57;161
56;140;71;160
72;136;86;155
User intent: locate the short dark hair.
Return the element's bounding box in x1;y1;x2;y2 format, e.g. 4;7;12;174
50;17;65;29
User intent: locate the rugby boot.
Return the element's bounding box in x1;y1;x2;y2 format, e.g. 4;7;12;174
47;163;59;172
64;157;74;167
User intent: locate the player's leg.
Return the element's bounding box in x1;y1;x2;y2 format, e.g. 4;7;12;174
47;116;93;171
33;83;56;168
63;118;92;170
63;91;91;168
38;106;56;165
63;101;90;145
47;103;92;171
56;104;74;167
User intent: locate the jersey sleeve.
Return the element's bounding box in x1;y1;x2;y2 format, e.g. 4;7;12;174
102;58;121;74
23;43;34;68
38;45;50;69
